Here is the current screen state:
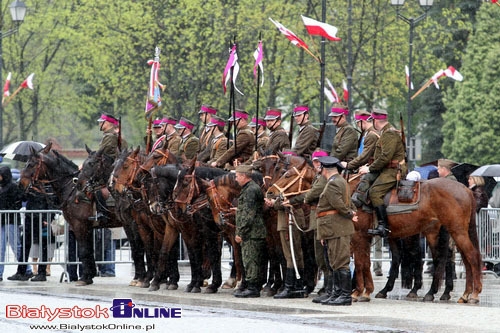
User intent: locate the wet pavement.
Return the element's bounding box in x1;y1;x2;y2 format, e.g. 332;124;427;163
1;262;500;333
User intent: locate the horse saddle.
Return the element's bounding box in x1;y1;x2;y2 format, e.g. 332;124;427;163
384;180;421;215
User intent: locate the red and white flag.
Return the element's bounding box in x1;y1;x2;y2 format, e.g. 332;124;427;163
222;44;243;95
301;15;341;41
492;0;500;6
21;73;35;90
342;80;349;103
431;69;445;89
326;78;339;103
2;72;11;103
269;17;309;49
253;40;264;87
405;65;414;90
443;66;463;81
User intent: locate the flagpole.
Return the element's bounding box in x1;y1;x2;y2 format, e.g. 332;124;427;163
254;35;261;152
411;79;432;100
2;84;23;107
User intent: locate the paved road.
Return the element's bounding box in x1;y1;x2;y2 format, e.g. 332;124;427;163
0;262;499;333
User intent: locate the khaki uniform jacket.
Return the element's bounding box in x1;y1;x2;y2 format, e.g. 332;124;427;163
197;127;214;163
304;175;328;231
368;123;406;175
166;132;182;156
347;127;379;170
331;122;358;162
207;134;229;165
99;129;127;159
215;126;254;167
292;121;319;158
265;126;290;155
316;174;356;240
243;132;269;164
178;133;200;161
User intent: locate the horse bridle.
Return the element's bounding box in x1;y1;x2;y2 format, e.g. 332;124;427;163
267;165;310;199
205;178;235;227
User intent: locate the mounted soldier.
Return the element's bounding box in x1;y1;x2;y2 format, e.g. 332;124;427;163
175;117;200;162
263;108;290;155
197;105;218;163
329;103;358;163
290;105;319;160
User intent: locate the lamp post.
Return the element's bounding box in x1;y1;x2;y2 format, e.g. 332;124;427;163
0;0;27;149
390;0;433;168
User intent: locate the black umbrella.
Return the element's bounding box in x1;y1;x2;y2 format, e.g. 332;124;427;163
0;141;46;162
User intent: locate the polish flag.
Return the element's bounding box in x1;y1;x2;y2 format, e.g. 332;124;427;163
21;73;35;90
326;78;339;103
269;17;309;49
3;72;11;99
431;69;445;89
443;66;463;81
342;80;349;102
405;65;414;90
301;15;341;41
320;81;335;103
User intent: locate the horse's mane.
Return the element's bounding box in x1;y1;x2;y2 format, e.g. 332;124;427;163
52;150;79;171
194;167;227;180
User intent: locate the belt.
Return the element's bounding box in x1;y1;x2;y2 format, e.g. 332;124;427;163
316;210;338;218
387;160;403;168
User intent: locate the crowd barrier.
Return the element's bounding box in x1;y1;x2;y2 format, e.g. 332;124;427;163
1;208;498;282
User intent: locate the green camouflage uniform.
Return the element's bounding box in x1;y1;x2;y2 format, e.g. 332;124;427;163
331;122;358;162
367;123;406;207
236;179;267;286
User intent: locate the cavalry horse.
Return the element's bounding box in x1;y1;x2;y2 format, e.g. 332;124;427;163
20;143;129;286
110;146;181;291
266;158;483;303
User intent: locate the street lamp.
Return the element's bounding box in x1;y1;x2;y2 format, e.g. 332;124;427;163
0;0;27;150
390;0;433;168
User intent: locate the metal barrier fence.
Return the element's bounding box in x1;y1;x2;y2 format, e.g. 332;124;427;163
1;208;499;281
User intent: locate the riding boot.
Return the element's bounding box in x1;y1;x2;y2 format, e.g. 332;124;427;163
312;273;333;303
292;269;307;298
235;283;260;298
274;268;296;299
368;205;389;237
321;270;341;304
324;269;352;306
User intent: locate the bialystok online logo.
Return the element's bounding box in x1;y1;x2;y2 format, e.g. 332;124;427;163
5;298;182;322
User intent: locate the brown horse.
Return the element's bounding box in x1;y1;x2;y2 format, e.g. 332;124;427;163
267;161;483;303
110;146;181;291
20;143;126;286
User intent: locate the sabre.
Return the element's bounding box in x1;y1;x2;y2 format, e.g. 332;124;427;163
287;207;300;279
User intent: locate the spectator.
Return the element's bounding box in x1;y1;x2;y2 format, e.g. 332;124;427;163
469;176;489;213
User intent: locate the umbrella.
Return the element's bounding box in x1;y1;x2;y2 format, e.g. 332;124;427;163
455;163;497;197
414;165;438;180
471;164;500;177
0;140;46;162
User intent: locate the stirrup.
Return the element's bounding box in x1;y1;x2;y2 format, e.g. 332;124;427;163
367;226;389;237
88;213;107;221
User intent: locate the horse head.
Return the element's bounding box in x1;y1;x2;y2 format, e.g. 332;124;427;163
109;146;144;195
265;157;316;200
145;164;181;214
254;153;309;191
77;146;115;193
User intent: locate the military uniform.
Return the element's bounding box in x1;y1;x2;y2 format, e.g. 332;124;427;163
207;133;228;164
331;121;358;162
292;121;319;159
346;126;379;170
165;132;181;156
197;126;215;162
235;165;266;297
367;122;406;207
178;133;200;161
100;128;121;159
265;126;290;154
214;125;254;168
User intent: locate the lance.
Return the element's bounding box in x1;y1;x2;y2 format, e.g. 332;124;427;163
254;35;262;153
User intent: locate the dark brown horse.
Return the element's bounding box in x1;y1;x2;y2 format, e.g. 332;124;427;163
267;161;483;303
20;143;126;286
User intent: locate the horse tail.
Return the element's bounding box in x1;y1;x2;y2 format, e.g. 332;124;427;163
467;193;480;251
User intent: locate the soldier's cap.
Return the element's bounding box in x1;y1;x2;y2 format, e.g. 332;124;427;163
152;118;163;128
328;103;349;117
174;117;195;131
249;117;266;128
293;105;309;116
354;109;371;121
317;156;342;169
312;150;329;161
206;116;225;128
199;104;218;115
97;114;119;126
368;108;388;120
227;109;249;121
437;158;456;170
161;116;177;126
264;108;282;120
235;164;253;175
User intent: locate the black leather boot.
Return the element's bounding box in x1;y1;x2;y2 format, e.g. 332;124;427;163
321;270;341;304
89;190;109;223
292;269;307;298
235;283;260;298
325;269;352;306
368;205;389;237
274;268;296;299
312;272;333;303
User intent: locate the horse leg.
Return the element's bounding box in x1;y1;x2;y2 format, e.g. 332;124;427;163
301;230;318;295
453;231;482;304
75;227;97;286
204;230;223;294
439;245;455;301
351;232;373;302
149;225;178;292
423;229;447;302
376;238;401;299
405;234;423;299
165;236;180;290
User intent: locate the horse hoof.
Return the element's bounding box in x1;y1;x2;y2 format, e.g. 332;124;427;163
190;286;201;293
129;280;138;286
375;292;387;299
75;279;93;286
148;285;160;292
138;281;150;288
358;296;371;302
167;283;178;290
457;296;468;304
264;288;277;297
468;298;480;304
406;292;418;300
351;296;358;302
439;293;451;301
202;280;208;287
204;286;218;294
423;294;434;302
185;285;193;293
222;278;236;289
